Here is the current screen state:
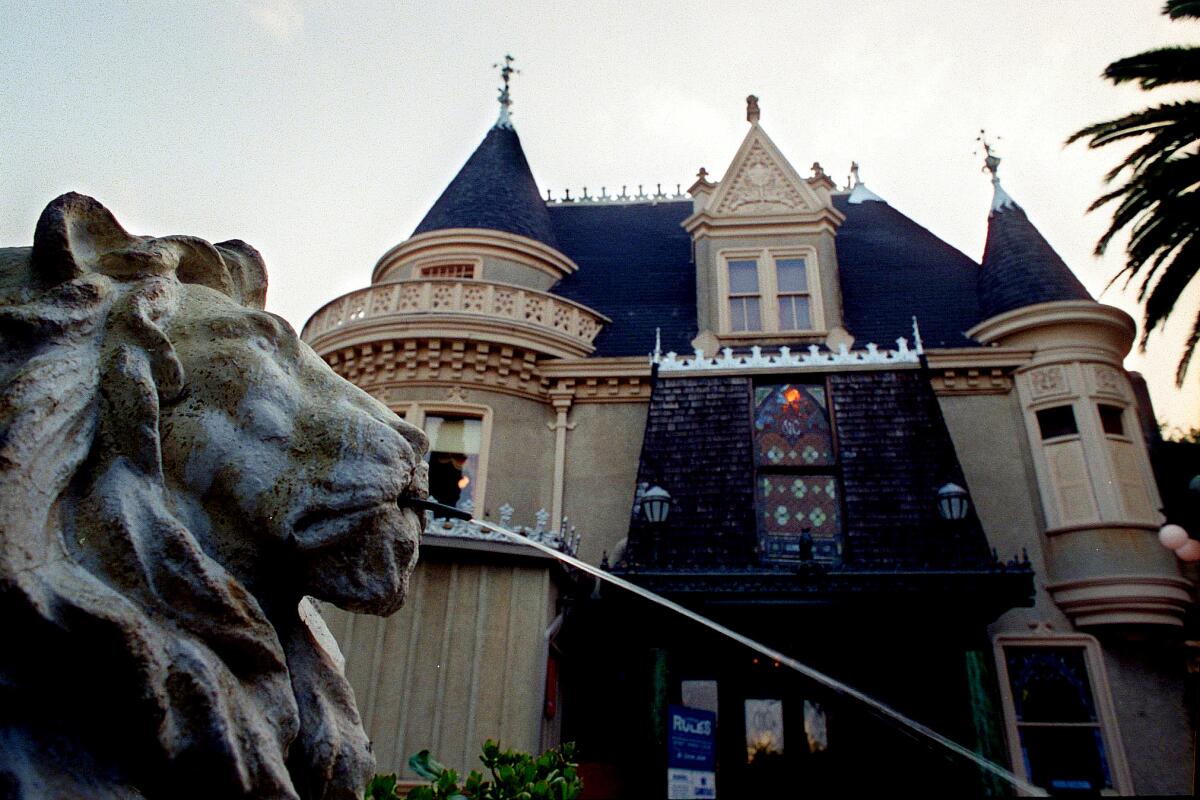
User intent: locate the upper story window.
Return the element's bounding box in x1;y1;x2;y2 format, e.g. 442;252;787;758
721;249;822;335
424;415;483;510
420;263;476;279
1096;402;1154;521
401;402;492;515
1036;405;1078;440
752;381;841;564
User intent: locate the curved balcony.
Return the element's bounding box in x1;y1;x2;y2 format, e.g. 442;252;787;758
302;279;610;359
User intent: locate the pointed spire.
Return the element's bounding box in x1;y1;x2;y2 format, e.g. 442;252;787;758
846;161;885;204
978;131;1017;215
412;63;557;248
493;54;518;130
977;136;1092;319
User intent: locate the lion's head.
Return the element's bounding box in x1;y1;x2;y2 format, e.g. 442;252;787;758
0;194;428;800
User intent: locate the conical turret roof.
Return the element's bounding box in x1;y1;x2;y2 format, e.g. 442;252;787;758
978;171;1092;320
412;123;558;249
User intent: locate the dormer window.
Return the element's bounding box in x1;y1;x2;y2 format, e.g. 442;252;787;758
720;248;823;335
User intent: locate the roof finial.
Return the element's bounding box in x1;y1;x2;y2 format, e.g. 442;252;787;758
977;129;1016;213
493;54;518;129
849;161;861;188
746;94;760;124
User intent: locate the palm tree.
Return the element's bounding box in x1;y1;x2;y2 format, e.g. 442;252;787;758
1068;0;1200;386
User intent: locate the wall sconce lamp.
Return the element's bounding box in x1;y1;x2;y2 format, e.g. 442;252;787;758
642;485;672;524
937;483;970;521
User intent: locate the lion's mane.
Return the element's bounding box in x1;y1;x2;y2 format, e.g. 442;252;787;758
0;195;373;799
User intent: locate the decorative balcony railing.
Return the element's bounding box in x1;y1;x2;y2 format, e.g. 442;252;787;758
302;279;608;356
422;500;581;556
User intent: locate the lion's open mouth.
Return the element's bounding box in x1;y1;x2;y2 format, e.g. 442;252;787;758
293;500;395;537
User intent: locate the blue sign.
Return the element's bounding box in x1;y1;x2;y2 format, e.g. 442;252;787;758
667;704;716;770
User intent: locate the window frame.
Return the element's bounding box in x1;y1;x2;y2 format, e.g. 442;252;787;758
411;255;483;280
402;401;493;513
749;376;845;565
993;633;1133;796
717;246;824;336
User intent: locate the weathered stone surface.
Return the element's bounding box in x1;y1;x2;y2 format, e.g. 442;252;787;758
0;193;428;799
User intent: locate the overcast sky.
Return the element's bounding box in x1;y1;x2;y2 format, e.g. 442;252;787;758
3;1;1197;428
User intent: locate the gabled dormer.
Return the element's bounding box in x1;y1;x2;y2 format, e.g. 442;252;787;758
684;96;846;352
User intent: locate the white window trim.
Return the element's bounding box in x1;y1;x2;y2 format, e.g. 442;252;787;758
716;246;825;336
402;401;493;513
993;633;1133;796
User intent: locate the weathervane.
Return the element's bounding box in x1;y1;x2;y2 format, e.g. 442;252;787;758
977;129;1002;181
493;54;519;128
977;129;1015;212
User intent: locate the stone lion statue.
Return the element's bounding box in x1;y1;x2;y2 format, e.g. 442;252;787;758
0;194;429;799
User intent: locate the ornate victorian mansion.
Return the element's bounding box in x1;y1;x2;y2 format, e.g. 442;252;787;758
307;77;1194;796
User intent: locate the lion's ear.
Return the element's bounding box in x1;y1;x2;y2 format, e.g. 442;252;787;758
215;240;268;310
164;237;268;310
31;193;140;284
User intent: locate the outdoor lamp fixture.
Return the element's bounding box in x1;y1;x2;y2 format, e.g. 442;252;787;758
642;485;672;524
937;483;970;521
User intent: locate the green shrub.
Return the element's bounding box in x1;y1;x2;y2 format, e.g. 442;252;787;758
365;740;582;800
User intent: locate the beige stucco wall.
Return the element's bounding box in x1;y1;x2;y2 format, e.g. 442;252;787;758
1100;637;1193;796
561;401;649;564
320;551;557;778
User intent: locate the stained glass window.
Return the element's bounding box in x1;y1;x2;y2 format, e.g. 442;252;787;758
1003;647;1114;794
753;384;833;467
753;383;841;564
758;475;840;561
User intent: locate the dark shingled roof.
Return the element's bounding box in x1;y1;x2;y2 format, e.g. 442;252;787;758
546;196;987;356
413;125;559;249
978;202;1093;320
619;370;997;575
548;200;696;358
832;195;984;349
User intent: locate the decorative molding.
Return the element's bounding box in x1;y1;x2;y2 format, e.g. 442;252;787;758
714;140;811;215
652;340;920;374
682;123;844;237
967;300;1135;358
373;228;579;284
302;279;609;359
323;343;654;406
929;367;1012;395
423;500;581;556
1089;364;1128;401
323;338;547;402
1028;365;1069;400
1045;575;1193;627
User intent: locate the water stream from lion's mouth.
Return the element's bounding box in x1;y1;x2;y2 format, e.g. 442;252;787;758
462;515;1048;796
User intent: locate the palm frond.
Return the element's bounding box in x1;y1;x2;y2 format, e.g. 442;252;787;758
1166;0;1200;21
1176;308;1200;385
1074;6;1200;386
1105;47;1200;89
1067;101;1200;148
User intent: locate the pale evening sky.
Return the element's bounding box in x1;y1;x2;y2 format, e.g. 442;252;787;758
2;0;1197;429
